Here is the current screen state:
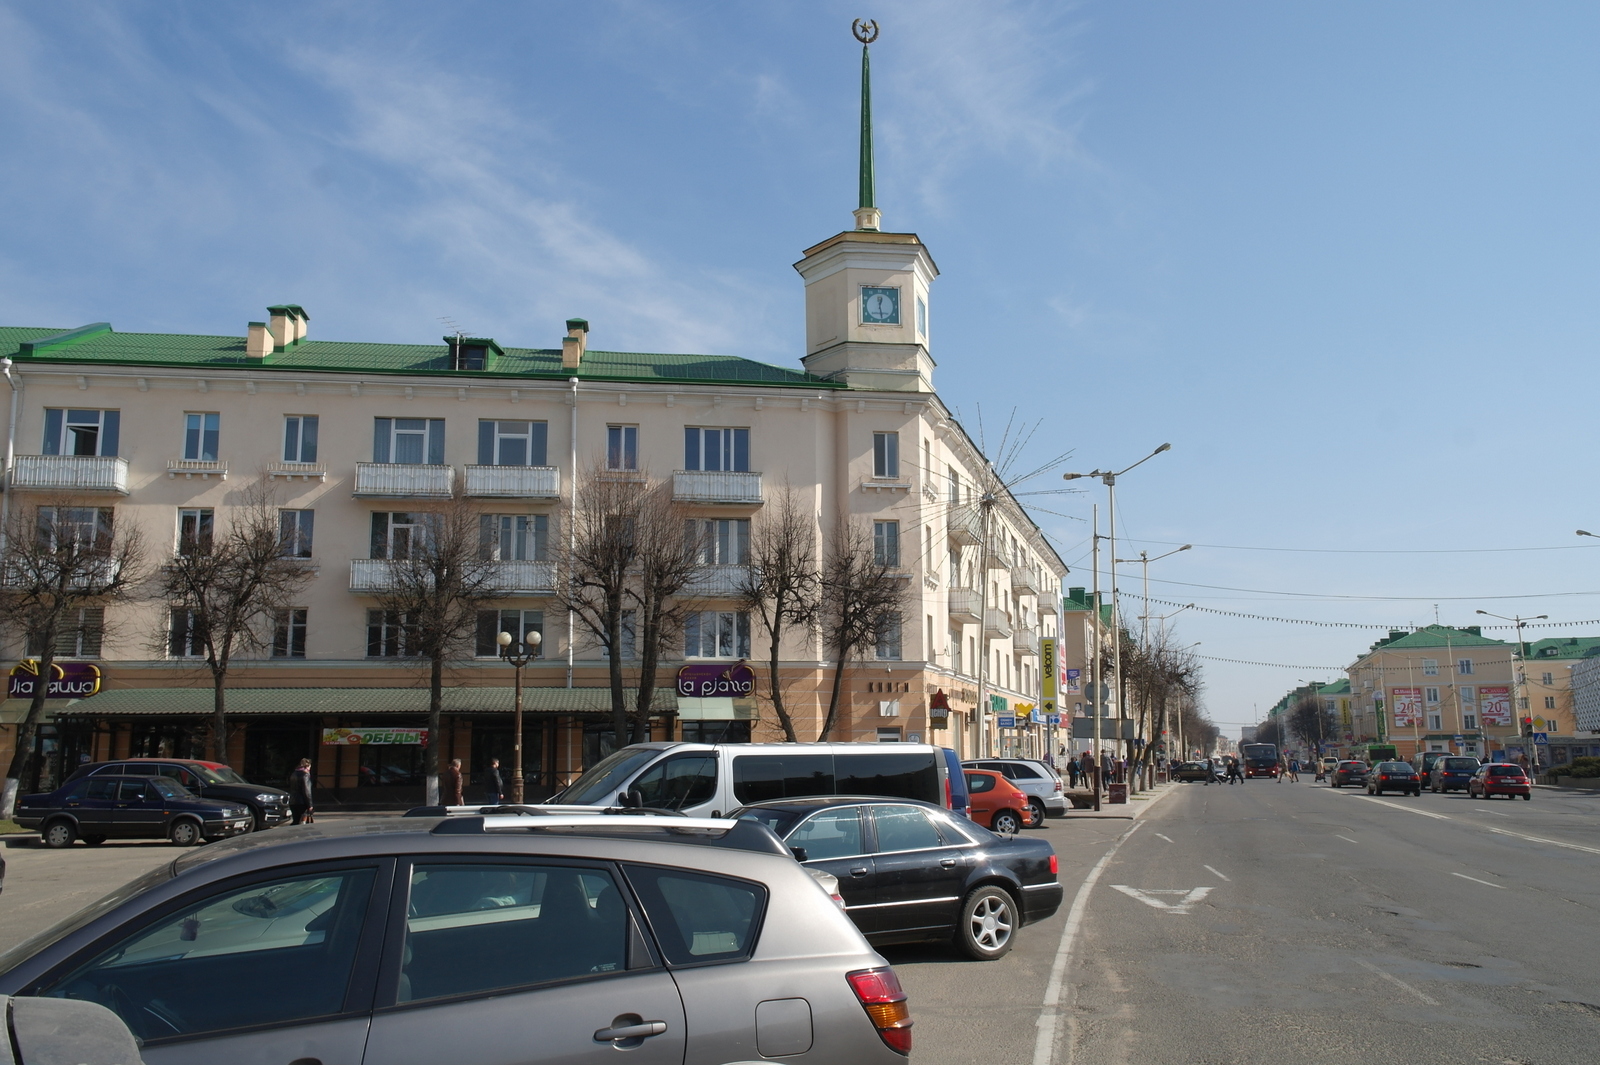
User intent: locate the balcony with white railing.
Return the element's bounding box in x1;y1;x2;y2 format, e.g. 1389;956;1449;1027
465;465;560;499
1038;595;1060;616
353;463;455;498
673;470;764;505
349;558;400;593
947;587;983;624
984;608;1012;640
350;557;557;595
1011;565;1039;595
685;564;753;598
1014;625;1040;656
948;508;983;546
10;455;130;494
166;459;228;481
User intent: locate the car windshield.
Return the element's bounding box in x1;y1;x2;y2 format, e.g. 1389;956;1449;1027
1340;762;1364;768
552;747;664;806
0;864;175;974
1488;765;1526;777
151;778;192;800
733;806;807;837
1378;762;1410;772
195;765;247;784
1444;758;1478;770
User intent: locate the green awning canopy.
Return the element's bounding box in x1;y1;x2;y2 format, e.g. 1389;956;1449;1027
35;686;679;718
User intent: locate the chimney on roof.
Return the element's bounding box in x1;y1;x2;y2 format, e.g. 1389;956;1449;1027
267;305;309;351
562;318;589;370
246;322;273;360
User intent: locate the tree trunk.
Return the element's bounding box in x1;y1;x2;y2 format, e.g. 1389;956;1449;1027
607;602;627;747
632;599;662;746
819;651;849;741
211;666;228;763
1;632;59;820
767;624;797;742
425;655;442;806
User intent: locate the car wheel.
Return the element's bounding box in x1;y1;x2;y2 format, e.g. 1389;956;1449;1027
81;834;107;845
992;810;1023;836
1523;794;1531;801
248;806;267;832
955;886;1016;960
42;820;76;848
168;819;203;847
1024;799;1047;828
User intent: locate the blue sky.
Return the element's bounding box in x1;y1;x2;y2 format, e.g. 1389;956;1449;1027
4;1;1600;730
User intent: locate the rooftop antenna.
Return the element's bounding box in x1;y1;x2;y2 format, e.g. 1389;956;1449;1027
438;316;470;370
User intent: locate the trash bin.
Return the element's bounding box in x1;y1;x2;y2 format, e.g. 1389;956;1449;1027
1108;782;1128;804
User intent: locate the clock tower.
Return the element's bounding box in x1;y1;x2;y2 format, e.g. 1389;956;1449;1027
795;22;938;393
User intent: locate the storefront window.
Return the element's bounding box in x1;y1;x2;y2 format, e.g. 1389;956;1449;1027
244;721;317;789
358;742;425;787
680;721;751;744
128;722;206;761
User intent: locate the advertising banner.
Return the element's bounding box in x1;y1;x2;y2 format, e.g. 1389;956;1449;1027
1479;686;1512;726
1065;668;1082;695
1040;639;1057;715
676;663;756;698
7;660;102;699
996;716;1017;729
1339;698;1352;731
322;728;428;746
1392;687;1423;728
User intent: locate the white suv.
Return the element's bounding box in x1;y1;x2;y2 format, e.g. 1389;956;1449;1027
962;759;1067;826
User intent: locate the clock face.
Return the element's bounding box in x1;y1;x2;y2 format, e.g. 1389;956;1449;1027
861;286;901;325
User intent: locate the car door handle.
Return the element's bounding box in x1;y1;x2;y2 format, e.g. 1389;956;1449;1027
849;867;870;878
594;1021;668;1042
940;858;957;868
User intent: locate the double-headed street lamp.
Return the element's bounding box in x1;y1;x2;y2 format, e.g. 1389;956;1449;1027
1475;609;1546;771
496;628;543;804
1115;544;1192;645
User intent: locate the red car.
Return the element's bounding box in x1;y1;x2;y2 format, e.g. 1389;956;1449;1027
963;769;1028;835
1468;763;1532;800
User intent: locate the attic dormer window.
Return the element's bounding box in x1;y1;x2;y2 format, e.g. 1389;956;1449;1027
445;336;502;372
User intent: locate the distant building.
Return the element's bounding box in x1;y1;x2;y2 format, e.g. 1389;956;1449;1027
1345;625;1513;760
1518;637;1600;733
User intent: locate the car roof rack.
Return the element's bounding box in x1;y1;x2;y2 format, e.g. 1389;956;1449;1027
403;804;689;818
428;812;789;855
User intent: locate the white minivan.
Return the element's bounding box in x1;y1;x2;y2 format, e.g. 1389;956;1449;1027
547;741;971;819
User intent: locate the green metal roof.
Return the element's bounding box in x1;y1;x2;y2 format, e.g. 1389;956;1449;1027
1;323;844;390
1362;625;1508;653
36;686;678;717
1523;637;1600;661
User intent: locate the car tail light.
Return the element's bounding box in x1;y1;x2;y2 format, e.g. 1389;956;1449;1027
847;967;912;1054
1054;780;1062;792
1380;774;1389;780
945;778;953;809
1049;854;1059;875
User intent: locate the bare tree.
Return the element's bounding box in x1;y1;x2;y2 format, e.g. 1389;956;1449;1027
818;519;910;742
741;488;820;742
0;500;145;817
155;477;314;761
1289;693;1333;756
369;490;504;805
626;481;705;746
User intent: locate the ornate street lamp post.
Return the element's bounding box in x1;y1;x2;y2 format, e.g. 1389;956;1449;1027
496;628;543;804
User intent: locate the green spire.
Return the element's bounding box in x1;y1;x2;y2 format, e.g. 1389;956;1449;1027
858;42;875;211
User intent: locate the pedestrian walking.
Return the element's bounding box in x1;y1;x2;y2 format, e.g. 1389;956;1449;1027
1288;758;1301;782
444;758;464;806
1067;755;1081;789
1081;749;1098;792
1227;757;1243;785
485;758;505;805
288;758;314;825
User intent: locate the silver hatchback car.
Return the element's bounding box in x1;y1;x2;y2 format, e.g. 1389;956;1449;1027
0;813;913;1064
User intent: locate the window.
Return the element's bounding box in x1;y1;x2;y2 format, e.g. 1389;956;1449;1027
279;509;315;558
37;506;113;552
26;607;104;658
42;409;119;457
40;868;377;1043
916;295;928;338
1427;712;1442;730
874;521;900;567
951;631;963;674
732;754;835;804
1464;714;1477;730
1422;659;1438;676
1457;658;1473;675
624;865;764;966
685;611;750;658
366;610;417;657
282;415;319;463
479;514;548;561
183;412;220;461
1425;687;1440;704
600;610;637;660
876;612;903;660
1545;696;1557;710
399;864;626;1003
475;609;544;658
688;518;750;565
272;609;307;658
787;809;864;860
628;754;717;810
169;609;207;658
947;465;960;505
477;419;548;466
1541;672;1554;686
370;513;425;560
873;432;899;478
877;727;903;742
373;418;444;464
872;805;943;852
683;427;750;472
178;508;214;556
606;425;639;471
1460;686;1475;704
1518;697;1529;711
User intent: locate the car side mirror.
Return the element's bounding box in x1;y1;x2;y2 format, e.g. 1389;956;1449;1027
790;846;809;862
618;789;643;809
1;994;147;1065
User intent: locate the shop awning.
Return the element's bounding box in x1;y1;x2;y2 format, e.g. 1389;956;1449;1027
40;687;680;717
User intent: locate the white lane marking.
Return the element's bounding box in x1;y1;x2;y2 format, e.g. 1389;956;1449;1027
1355;958;1440;1006
1109;885;1214;913
1203;864;1231;882
1482;825;1600;856
1154;833;1174;843
1487;811;1510;817
1451;872;1505;890
1354;795;1453;821
1335;835;1359;844
1032;820;1144;1065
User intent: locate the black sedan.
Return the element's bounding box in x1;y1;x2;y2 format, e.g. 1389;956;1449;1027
1172;762;1212;783
16;775;253;847
1367;761;1422;796
734;795;1063;960
65;759;291;830
1330;760;1369;788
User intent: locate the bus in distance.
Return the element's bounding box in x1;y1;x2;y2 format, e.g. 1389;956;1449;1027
1239;742;1280;779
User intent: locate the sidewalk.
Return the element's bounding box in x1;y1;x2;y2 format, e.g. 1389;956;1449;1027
1056;781;1181;821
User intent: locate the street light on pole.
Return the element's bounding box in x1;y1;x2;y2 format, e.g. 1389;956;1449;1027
1065;443;1172;792
1475;609;1546;772
1114;544;1191;646
496;628;543;804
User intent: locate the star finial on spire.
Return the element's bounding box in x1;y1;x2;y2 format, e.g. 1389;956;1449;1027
852;19;881;231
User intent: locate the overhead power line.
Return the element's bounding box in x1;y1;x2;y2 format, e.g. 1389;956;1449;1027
1136;595;1600;632
1121;538;1600;556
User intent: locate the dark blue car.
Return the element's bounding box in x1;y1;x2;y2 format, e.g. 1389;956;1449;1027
16;774;253;848
1428;756;1482;793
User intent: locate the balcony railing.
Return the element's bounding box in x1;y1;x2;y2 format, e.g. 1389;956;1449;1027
2;558;122;590
465;465;560;499
1038;596;1060;616
948;587;983;624
673;470;764;505
685;564;753;597
353;463;455;498
349;558;557;595
167;459;228;481
1014;625;1040;656
948;509;983;546
1011;566;1039;595
10;455;129;494
984;608;1012;640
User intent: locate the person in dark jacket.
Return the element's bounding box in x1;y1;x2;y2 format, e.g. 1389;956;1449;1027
289;758;314;824
485;758;505;805
444;758;464;806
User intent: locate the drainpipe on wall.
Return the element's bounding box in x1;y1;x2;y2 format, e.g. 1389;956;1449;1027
568;376;578;690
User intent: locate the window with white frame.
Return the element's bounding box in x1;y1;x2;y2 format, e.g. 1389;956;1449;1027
370;513;426;560
607;425;639;471
1425;687;1440;704
1464;713;1477;729
1518;696;1529;710
177;508;214;557
876;612;903;660
688;519;749;565
951;631;963;674
685;611;750;658
1457;658;1473;675
1422;659;1439;676
37;506;113;552
873;432;899;478
26;607;103;658
600;610;637;660
477;420;548;466
475;609;544;658
916;295;927;339
373;418;444;465
366;610;417;657
683;427;750;472
272;609;307;658
279;510;314;558
169;609;207;658
874;521;900;567
947;465;960;505
42;409;119;457
480;514;549;561
282;415;319;463
183;412;220;462
1546;696;1556;710
1427;712;1442;729
1541;672;1554;686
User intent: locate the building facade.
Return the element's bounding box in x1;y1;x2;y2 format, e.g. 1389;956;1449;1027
1345;625;1514;760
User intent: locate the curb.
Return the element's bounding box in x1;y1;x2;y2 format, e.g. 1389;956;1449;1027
1055;783;1181;821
